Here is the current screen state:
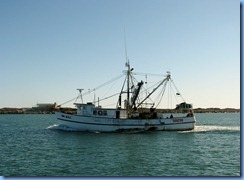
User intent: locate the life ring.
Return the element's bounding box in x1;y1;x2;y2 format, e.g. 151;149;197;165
98;110;103;115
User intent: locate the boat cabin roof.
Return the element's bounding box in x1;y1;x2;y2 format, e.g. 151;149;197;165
74;102;126;111
74;102;94;106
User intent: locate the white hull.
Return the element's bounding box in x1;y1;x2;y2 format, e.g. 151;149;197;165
55;112;196;132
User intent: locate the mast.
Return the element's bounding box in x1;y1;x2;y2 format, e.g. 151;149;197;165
126;62;130;112
124;29;130;117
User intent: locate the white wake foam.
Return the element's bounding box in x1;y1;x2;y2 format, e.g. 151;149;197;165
46;124;80;131
179;125;240;133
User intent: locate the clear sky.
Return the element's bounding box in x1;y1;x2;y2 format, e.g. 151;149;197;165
0;0;240;109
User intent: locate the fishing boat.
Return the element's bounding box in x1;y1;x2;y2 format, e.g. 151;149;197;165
55;61;196;132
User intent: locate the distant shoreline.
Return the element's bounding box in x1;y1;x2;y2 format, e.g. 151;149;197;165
0;107;240;114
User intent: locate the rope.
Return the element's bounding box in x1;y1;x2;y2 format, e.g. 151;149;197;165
59;74;124;106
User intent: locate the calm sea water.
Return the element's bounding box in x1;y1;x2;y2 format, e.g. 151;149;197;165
0;113;240;177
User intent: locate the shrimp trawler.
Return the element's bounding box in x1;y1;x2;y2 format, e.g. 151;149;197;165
55;61;196;132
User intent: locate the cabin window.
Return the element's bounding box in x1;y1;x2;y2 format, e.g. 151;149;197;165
93;110;97;115
103;111;107;116
98;110;103;115
116;111;120;119
96;110;107;116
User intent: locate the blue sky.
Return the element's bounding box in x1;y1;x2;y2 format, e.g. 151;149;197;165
0;0;240;109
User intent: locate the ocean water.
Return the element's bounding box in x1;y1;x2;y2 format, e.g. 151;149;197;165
0;113;240;177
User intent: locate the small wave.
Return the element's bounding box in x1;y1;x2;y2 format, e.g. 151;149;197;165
179;125;240;133
46;124;80;132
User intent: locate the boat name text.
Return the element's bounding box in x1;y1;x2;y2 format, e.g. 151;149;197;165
62;115;71;119
173;119;183;123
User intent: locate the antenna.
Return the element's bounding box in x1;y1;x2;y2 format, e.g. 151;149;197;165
124;27;129;67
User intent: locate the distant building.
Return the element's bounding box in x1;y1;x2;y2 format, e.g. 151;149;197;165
36;103;56;111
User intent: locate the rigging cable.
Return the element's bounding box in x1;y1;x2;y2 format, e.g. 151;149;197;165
59;74;125;106
83;74;125;96
94;92;121;104
136;80;162;108
116;75;127;108
154;81;168;109
169;79;180;105
171;79;185;102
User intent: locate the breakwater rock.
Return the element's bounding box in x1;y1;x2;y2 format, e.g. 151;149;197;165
0;107;77;114
193;108;240;113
